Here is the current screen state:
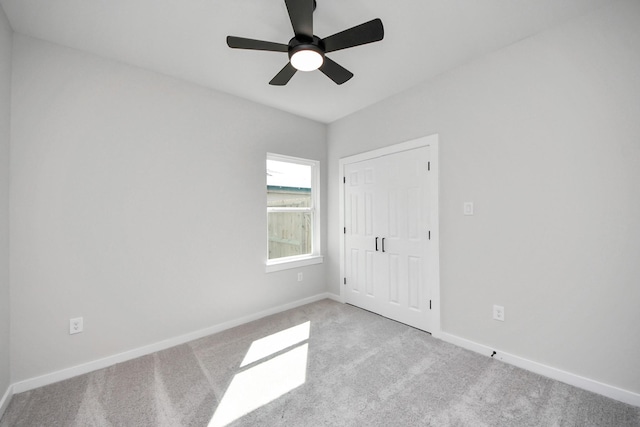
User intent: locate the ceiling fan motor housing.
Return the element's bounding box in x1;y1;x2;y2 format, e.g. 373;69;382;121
288;36;325;59
289;36;325;71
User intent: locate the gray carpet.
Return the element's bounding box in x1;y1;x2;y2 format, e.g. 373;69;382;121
1;299;638;426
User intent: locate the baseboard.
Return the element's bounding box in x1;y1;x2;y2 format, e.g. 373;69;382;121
325;292;342;303
439;332;640;407
12;293;335;394
0;384;13;420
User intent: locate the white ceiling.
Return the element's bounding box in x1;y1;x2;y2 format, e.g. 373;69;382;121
0;0;610;123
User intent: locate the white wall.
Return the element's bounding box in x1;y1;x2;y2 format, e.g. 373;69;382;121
10;35;327;383
328;0;640;394
0;4;11;400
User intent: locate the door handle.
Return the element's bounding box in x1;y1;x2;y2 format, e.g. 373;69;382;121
375;237;379;251
382;238;386;253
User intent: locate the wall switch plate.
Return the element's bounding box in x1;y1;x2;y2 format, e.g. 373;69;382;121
464;202;474;216
493;305;505;321
297;272;303;282
70;317;83;334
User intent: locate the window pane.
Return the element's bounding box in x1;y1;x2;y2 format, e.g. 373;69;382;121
267;160;311;208
267;188;311;208
268;211;312;260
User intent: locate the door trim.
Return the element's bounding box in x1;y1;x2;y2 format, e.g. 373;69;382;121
338;135;441;337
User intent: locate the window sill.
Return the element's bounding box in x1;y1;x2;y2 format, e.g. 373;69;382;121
266;255;324;273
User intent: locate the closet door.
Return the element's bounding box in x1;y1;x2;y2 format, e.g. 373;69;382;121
344;146;431;332
344;155;388;316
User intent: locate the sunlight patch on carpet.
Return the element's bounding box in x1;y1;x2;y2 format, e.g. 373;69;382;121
208;322;311;427
241;321;310;367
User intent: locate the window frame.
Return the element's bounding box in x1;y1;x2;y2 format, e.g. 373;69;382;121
266;153;323;272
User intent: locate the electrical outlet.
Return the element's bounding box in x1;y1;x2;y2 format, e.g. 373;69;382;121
493;305;505;322
69;317;83;335
297;272;303;282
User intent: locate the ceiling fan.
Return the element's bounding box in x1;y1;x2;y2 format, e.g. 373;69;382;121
226;0;384;86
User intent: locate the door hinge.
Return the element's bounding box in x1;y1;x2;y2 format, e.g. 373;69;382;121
428;161;431;171
429;300;432;310
344;277;347;285
344;227;346;234
343;177;346;184
428;230;431;240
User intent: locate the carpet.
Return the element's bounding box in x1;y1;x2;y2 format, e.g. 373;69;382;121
1;299;638;426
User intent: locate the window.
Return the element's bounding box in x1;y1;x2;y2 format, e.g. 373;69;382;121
266;154;322;272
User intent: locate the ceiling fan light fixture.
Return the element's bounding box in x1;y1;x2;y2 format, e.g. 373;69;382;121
290;46;324;72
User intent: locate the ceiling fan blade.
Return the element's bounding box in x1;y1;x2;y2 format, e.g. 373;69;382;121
269;63;298;85
285;0;314;39
323;18;384;53
227;36;288;52
319;57;353;85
